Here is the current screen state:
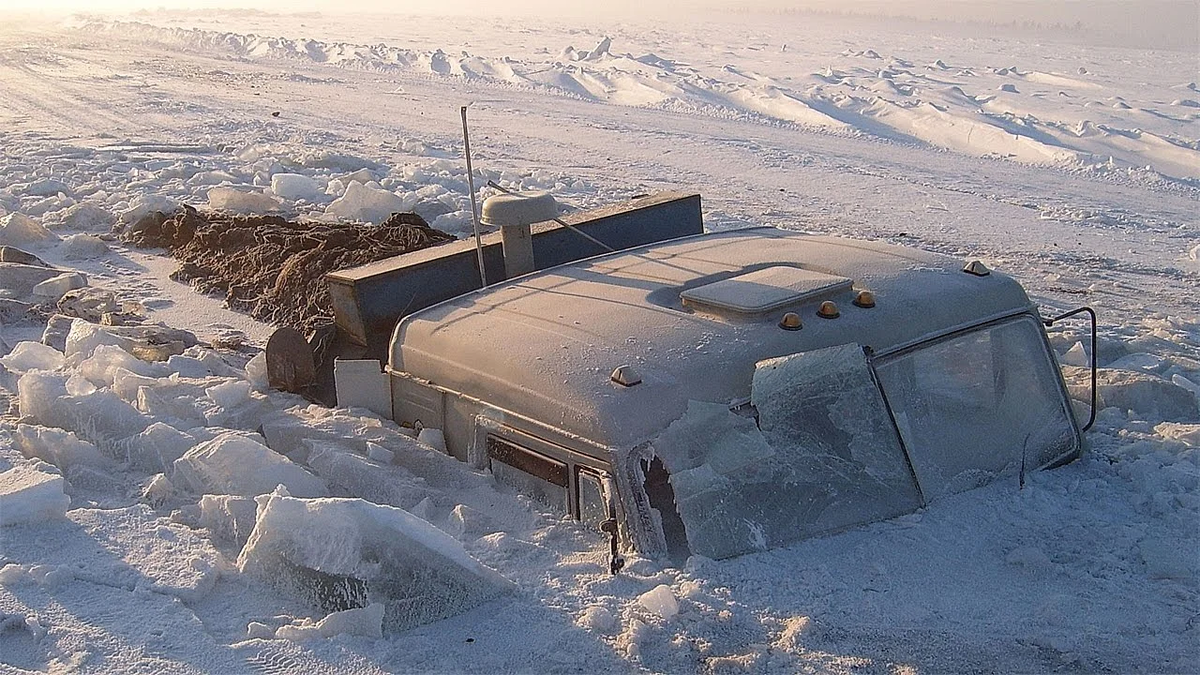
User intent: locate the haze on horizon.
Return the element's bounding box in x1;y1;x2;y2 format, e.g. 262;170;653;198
0;0;1194;49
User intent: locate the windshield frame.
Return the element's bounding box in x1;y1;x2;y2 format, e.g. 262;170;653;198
869;310;1083;499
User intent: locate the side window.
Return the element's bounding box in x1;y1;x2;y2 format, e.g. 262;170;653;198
486;435;570;514
576;468;609;528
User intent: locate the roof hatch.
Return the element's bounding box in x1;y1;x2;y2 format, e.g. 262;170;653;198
680;266;852;314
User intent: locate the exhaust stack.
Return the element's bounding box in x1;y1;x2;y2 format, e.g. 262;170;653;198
480;191;559;279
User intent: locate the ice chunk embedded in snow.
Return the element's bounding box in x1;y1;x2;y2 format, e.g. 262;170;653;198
1154;422;1200;447
237;491;511;633
1061;340;1089;367
207;186;282;213
49;202;114;231
32;272;87;301
206;379;251;409
0;341;64;373
269;173;323;201
0;213;58;248
118;194;176;224
244;352;268;389
16;371;69;424
305;442;430;511
14;424;110;472
1062;366;1200;422
57;390;153;448
64;319;135;361
172;432;327;498
61;233;109;260
112;367;161;402
365;442;394;464
637;584;679;620
79;343;165;387
417;428;446;453
334;359;390;417
121;423;196;473
0;463;70;526
198;493;258;546
275;603;385;641
325;181;413;224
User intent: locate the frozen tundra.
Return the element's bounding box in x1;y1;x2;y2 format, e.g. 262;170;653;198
327;192;1090;563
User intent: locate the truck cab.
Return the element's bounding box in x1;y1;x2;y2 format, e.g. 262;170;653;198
331;193;1083;560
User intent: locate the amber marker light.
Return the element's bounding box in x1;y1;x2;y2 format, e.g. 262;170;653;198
779;312;803;331
817;301;840;319
853;290;876;308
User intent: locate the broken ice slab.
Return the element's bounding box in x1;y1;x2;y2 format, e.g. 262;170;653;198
0;262;63;299
305;441;432;511
172;432;326;498
237;491;513;634
206;186;282;213
0;212;59;248
14;424;112;473
269;173;324;202
325;181;413;224
198;493;258;547
32;272;88;302
0;341;65;373
119;423;197;474
0;463;70;527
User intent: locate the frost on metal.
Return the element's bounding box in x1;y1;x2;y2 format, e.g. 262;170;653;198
651;343;921;560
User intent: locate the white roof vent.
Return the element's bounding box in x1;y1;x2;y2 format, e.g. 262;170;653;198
681;266;852;314
480;191;559;227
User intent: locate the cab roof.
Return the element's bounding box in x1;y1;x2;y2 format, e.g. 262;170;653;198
389;228;1035;449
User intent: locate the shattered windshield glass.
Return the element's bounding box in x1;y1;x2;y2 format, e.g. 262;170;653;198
873;315;1078;500
649;343;922;560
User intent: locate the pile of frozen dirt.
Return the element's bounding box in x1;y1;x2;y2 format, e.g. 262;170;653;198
118;206;454;331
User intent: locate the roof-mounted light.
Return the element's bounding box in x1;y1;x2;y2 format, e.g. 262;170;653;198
963;260;991;276
778;312;803;331
611;365;642;387
817;301;840;319
853;290;876;308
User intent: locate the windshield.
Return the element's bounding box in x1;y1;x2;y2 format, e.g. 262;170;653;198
637;315;1079;560
647;343;922;560
873;315;1080;500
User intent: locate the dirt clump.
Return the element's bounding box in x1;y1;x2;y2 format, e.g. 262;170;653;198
120;206;454;331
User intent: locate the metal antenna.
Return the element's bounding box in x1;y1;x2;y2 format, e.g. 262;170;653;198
461;106;487;287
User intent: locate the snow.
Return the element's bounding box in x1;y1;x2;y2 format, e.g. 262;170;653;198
274;602;385;641
0;5;1195;673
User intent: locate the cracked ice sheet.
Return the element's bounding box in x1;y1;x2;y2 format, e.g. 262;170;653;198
654;343;922;560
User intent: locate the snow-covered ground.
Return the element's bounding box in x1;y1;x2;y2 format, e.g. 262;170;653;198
0;7;1197;674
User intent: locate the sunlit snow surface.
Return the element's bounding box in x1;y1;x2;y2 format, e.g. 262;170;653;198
0;8;1197;674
